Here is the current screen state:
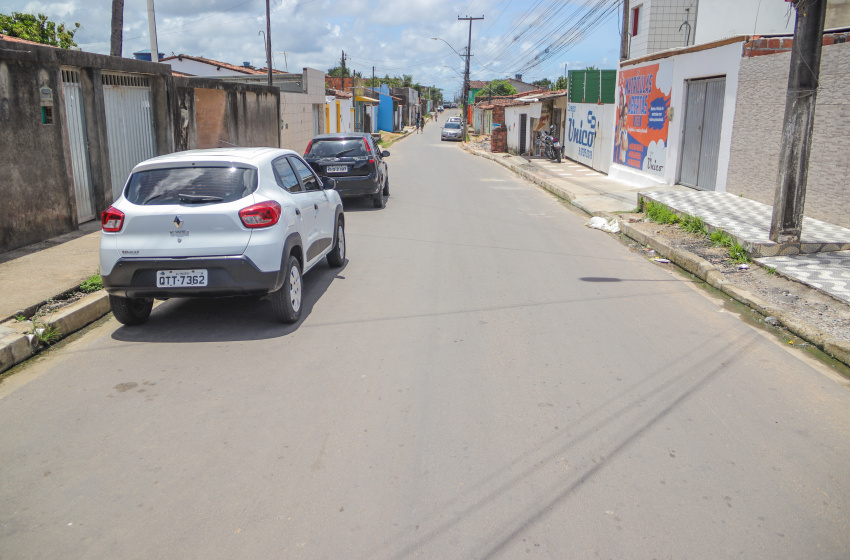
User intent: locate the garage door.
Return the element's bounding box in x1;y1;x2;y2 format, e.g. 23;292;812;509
61;68;95;222
679;77;726;191
102;72;157;201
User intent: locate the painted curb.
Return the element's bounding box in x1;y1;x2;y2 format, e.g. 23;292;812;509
464;145;850;369
0;291;111;374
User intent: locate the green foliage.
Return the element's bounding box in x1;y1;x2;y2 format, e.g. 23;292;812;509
766;267;777;275
680;214;708;235
554;75;568;91
728;243;751;264
644;201;680;225
586;65;599;71
80;274;103;293
14;314;26;322
710;230;734;247
474;80;518;101
326;66;351;77
0;12;79;48
532;78;553;90
32;322;61;345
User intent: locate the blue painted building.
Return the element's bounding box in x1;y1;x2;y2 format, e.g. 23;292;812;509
378;84;394;133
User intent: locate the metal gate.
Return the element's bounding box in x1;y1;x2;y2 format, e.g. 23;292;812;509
679;77;726;190
519;113;527;155
61;69;96;222
102;72;156;200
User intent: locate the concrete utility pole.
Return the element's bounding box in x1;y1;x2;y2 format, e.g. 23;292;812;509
265;0;272;87
620;0;630;60
769;0;828;243
146;0;159;62
110;0;124;57
459;15;483;143
341;50;347;92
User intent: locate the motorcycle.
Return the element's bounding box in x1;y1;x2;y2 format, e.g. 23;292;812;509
544;125;562;163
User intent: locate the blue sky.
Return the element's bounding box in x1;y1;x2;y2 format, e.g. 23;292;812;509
5;0;622;98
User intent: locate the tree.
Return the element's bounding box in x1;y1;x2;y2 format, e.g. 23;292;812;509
554;75;568;91
532;78;553;90
110;0;123;57
0;12;79;48
473;80;517;101
327;66;351;77
585;65;599;71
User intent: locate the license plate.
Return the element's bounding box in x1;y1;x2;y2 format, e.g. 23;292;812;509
156;269;208;288
326;165;348;173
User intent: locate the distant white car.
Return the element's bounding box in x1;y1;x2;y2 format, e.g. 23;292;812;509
447;116;461;123
100;147;345;325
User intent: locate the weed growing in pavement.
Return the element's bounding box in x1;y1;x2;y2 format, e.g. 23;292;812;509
711;230;734;248
766;267;777;275
80;274;103;293
680;214;708;235
32;322;61;345
729;243;751;264
14;314;27;322
645;201;680;225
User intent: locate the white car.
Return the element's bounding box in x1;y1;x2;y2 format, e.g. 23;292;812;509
100;147;345;325
447;116;461;123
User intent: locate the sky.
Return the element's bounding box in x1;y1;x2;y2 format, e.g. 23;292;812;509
4;0;623;100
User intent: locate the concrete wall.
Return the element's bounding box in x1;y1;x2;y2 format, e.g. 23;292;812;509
725;41;850;228
610;39;743;190
325;96;353;133
0;40;172;253
173;77;279;152
564;102;616;174
280;67;326;153
161;57;254;77
695;0;793;45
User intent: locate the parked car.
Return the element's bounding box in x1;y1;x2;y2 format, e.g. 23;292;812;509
100;147;345;325
447;116;461;123
304;133;390;209
441;121;463;141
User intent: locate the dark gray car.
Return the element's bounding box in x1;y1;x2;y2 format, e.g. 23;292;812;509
304;132;390;209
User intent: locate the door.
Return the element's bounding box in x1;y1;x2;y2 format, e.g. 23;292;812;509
519;114;527;155
102;72;157;201
289;157;332;267
61;68;96;222
679;77;726;190
273;157;315;253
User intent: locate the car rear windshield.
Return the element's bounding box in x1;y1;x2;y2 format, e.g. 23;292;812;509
306;139;368;158
445;122;461;129
125;166;258;205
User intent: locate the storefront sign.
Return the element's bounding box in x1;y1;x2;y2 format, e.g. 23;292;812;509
613;61;672;176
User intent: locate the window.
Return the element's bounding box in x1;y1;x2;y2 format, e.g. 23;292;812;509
631;5;641;36
125;166;258;205
289;157;320;192
273;157;302;193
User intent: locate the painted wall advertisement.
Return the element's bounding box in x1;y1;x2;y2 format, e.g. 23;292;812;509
613;60;672;176
565;102;615;174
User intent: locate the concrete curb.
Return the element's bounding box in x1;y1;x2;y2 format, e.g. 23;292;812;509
0;291;111;374
463;145;850;369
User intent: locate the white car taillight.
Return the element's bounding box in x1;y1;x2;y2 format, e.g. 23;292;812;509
239;201;282;228
101;207;125;232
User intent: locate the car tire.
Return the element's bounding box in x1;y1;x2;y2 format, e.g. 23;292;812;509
109;295;153;326
327;218;345;267
372;190;384;209
270;255;302;323
382;175;389;196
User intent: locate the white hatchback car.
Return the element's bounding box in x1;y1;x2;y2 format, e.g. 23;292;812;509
100;147;345;325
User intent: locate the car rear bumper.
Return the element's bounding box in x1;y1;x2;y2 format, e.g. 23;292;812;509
102;255;281;299
329;174;381;197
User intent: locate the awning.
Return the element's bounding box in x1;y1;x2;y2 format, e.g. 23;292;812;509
355;95;380;103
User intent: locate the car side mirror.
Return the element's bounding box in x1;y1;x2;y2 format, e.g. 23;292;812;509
381;150;390;157
321;177;336;190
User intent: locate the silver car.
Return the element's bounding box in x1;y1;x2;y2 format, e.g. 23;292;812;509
441;121;463;141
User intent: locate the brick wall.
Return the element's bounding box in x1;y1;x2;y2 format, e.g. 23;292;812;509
743;31;849;57
490;105;507;152
726;41;850;228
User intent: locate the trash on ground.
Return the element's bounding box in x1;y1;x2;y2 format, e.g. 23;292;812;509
586;216;620;233
764;316;780;326
653;258;671;264
737;264;750;270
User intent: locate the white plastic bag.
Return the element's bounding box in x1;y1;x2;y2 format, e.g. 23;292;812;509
586;216;620;233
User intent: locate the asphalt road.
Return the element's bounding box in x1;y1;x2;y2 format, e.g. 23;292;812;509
2;121;849;559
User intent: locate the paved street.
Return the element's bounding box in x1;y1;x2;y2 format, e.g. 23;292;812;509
2;125;849;559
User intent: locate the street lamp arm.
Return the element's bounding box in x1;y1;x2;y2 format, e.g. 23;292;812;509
430;37;465;60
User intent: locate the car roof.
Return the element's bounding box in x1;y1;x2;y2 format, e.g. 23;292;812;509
131;147;297;171
311;133;373;141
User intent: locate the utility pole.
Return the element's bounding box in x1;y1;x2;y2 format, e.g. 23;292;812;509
459;15;483;143
372;66;375;88
146;0;159;62
620;0;630;60
769;0;827;243
264;0;272;86
110;0;124;57
341;50;346;92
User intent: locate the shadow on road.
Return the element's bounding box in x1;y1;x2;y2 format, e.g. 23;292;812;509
110;261;346;343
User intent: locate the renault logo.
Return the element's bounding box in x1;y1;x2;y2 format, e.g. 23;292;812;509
173;215;183;228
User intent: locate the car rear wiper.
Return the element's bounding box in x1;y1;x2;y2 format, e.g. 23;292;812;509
330;147;357;157
178;194;224;203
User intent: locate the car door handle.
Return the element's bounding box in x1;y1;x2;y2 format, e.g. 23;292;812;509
314;203;319;210
295;208;301;216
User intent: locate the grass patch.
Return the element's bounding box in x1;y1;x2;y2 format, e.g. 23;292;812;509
710;230;734;248
32;323;62;345
728;243;751;264
644;201;680;225
79;274;103;293
680;214;708;235
766;267;777;275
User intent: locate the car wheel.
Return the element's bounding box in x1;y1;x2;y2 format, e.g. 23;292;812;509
382;175;389;196
270;255;302;323
373;190;385;209
327;218;345;267
109;295;153;326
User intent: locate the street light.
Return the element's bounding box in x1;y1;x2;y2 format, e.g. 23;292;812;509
430;37;465;60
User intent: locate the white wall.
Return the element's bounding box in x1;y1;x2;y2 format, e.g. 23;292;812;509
609;39;743;190
695;0;794;44
280;68;327;152
325;97;353;133
564;103;616;174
